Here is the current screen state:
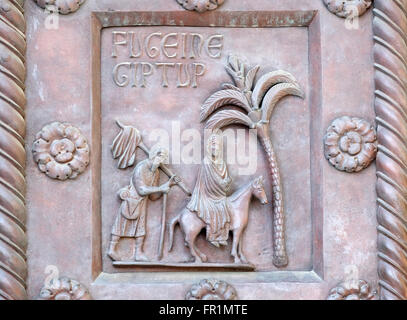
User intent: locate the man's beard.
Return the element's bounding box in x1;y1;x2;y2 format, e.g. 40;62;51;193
151;162;160;172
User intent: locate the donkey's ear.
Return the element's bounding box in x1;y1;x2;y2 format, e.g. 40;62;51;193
254;175;263;187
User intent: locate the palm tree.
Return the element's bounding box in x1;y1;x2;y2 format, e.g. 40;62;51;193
200;55;304;267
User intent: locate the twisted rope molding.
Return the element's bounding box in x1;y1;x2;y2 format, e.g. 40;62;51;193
374;0;407;300
0;0;27;300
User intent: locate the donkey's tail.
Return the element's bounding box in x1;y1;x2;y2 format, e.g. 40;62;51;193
168;214;180;252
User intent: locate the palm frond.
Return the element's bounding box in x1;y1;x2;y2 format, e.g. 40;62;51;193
228;54;240;71
245;65;260;91
225;65;245;89
200;89;251;122
222;83;240;91
261;83;304;122
252;70;300;109
205;109;254;130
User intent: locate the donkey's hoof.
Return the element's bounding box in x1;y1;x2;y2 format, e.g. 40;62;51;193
200;254;208;263
233;257;242;264
192;256;203;263
240;255;249;264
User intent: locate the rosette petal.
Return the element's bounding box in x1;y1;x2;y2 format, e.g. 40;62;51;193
324;116;377;173
32;122;90;180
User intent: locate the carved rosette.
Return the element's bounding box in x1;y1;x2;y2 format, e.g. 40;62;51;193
176;0;224;13
186;279;237;300
374;0;407;300
323;0;372;18
38;277;92;300
324;116;377;173
32;122;90;181
32;0;86;14
0;0;27;300
327;280;376;300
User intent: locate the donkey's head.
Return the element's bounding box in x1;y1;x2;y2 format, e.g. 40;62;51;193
252;176;268;205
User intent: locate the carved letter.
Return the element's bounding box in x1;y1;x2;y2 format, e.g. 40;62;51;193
128;32;142;58
156;63;175;87
191;63;206;88
131;62;139;87
145;32;162;58
140;62;153;88
180;33;187;59
176;63;190;88
189;33;204;59
206;34;224;58
161;33;178;58
112;31;127;58
113;62;131;87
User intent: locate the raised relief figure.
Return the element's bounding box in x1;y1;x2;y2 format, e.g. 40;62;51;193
187;131;232;247
108;121;190;262
169;131;269;265
108;145;174;261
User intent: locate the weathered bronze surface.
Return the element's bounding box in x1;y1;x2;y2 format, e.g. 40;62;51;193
0;0;392;300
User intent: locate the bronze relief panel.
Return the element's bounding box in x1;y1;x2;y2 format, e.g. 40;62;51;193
96;12;316;277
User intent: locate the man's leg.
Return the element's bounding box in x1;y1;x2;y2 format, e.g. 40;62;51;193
134;236;148;262
108;235;121;261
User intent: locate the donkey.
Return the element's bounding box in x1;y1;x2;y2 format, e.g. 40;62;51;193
168;176;268;264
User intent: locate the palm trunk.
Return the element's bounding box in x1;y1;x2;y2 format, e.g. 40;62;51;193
258;126;288;267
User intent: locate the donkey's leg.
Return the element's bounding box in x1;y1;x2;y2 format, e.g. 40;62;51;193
231;228;243;264
185;227;207;263
238;230;249;264
185;236;201;263
182;211;208;263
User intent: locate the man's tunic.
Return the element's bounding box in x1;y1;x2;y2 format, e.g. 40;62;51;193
112;159;159;238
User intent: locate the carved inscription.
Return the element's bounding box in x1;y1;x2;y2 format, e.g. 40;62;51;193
111;31;223;88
